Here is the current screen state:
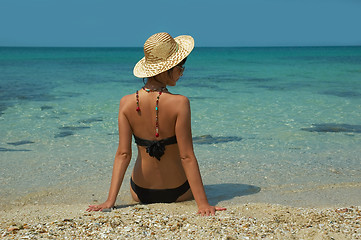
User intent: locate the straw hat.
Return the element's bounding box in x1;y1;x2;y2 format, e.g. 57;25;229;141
133;32;194;78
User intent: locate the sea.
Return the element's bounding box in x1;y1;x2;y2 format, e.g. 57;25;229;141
1;46;360;208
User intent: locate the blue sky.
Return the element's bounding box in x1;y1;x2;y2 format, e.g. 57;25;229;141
1;0;361;47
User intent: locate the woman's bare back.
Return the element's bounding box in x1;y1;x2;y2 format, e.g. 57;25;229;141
87;32;225;215
123;90;189;189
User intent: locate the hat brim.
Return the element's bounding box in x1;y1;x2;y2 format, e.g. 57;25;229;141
133;35;194;78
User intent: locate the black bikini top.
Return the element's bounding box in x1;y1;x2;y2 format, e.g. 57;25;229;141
134;135;177;161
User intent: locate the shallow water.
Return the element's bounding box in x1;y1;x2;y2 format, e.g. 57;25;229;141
1;47;360;207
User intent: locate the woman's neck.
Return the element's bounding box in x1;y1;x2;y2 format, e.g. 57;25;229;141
144;77;167;91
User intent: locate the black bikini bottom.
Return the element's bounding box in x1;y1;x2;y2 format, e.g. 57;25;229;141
130;178;190;204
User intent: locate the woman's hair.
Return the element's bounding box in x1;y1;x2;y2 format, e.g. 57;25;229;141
177;57;187;67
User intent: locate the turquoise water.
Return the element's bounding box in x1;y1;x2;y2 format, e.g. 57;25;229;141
1;47;361;206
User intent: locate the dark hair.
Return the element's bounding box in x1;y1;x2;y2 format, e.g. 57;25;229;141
167;57;187;76
177;57;187;66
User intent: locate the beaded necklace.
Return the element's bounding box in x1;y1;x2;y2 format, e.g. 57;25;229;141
135;87;167;137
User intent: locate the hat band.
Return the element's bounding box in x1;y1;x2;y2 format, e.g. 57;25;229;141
175;42;179;53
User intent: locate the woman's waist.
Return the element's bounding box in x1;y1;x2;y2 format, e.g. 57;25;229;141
132;165;187;189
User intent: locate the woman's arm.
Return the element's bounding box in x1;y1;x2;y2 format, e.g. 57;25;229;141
87;97;132;211
175;96;226;216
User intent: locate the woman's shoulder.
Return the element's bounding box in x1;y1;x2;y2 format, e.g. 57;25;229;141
119;93;135;102
167;93;189;103
118;93;136;111
166;93;190;106
165;94;190;112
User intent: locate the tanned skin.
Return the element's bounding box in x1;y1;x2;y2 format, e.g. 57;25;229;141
87;64;226;216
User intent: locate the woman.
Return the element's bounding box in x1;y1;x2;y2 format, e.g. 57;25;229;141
87;32;226;216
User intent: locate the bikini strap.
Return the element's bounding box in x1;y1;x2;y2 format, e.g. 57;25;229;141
133;135;177;146
133;135;177;160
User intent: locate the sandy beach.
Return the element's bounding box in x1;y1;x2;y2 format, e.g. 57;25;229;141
1;193;360;239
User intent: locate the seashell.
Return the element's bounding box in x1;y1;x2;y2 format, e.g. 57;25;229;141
7;226;20;232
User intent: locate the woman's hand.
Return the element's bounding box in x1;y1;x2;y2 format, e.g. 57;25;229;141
86;201;114;212
197;205;227;216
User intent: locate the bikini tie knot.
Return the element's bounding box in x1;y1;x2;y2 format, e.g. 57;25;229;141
146;141;165;161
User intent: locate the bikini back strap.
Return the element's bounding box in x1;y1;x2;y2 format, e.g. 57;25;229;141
133;135;177;161
133;135;177;146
